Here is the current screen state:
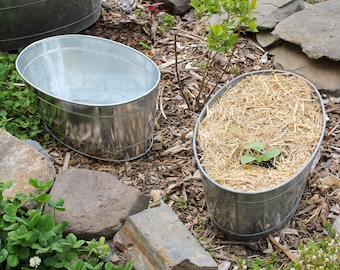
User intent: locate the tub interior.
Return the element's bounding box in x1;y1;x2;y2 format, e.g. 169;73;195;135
20;46;159;105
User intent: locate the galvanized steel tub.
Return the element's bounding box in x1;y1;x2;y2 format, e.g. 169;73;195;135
16;35;160;161
193;70;326;241
0;0;101;51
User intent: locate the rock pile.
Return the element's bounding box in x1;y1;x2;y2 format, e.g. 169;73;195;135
255;0;340;97
0;130;217;269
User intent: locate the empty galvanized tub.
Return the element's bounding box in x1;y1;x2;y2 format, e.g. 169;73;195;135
0;0;101;51
16;35;160;161
193;70;326;241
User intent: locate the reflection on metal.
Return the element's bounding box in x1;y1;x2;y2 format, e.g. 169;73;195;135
0;0;101;50
16;35;160;161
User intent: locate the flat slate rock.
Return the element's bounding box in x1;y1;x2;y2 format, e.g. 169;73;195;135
270;42;340;97
114;202;218;270
255;0;304;30
44;169;149;240
272;0;340;60
0;129;55;202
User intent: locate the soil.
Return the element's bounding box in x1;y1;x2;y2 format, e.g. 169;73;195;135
46;4;340;268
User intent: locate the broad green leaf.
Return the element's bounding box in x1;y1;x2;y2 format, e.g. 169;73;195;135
4;203;17;217
73;239;85;249
7;254;19;267
29;178;53;190
240;154;256;164
262;148;280;162
66;233;77;245
0;249;8;263
54;221;68;234
17;247;30;259
210;24;224;36
24;230;39;244
72;259;85;270
243;142;265;152
29;213;41;228
250;0;257;10
37;214;55;233
47;197;65;211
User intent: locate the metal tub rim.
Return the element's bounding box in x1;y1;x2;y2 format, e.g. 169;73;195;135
16;34;161;107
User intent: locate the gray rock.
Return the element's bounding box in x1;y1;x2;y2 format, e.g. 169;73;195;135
255;0;304;30
272;0;340;61
114;202;218;270
256;30;281;48
0;129;55;204
269;42;340;97
44;169;149;240
162;0;191;15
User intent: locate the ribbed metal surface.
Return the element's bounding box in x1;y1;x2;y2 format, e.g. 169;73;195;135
193;70;326;241
16;35;160;161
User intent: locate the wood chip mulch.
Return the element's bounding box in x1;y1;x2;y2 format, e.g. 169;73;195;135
43;5;340;267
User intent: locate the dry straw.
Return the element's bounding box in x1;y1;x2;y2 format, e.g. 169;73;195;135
197;72;323;191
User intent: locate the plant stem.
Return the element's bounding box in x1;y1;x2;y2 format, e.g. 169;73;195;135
174;30;191;109
199;30;240;111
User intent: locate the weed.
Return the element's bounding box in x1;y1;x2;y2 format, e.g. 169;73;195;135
0;52;43;139
0;179;132;269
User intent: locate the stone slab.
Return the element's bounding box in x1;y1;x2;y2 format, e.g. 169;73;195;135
272;0;340;60
114;202;218;270
269;42;340;97
255;0;304;30
44;169;149;240
0;129;55;200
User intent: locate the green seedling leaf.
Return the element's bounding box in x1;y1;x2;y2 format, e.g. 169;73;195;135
262;148;280;162
244;141;265;152
29;178;53;190
241;154;257;164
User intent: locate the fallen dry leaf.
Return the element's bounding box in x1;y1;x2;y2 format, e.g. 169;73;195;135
317;175;340;191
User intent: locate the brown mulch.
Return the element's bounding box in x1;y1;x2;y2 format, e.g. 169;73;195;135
46;5;340;268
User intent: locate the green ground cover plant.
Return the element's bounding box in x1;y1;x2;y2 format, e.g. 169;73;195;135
0;52;43;139
0;179;132;270
235;222;340;269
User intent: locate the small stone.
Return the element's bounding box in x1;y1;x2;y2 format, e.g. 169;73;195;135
114;202;218;270
44;169;149;240
256;30;281;49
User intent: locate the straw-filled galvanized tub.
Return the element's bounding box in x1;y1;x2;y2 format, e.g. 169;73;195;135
0;0;101;51
16;35;160;161
193;70;326;241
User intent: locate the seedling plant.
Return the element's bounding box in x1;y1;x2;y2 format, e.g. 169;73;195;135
240;141;280;166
